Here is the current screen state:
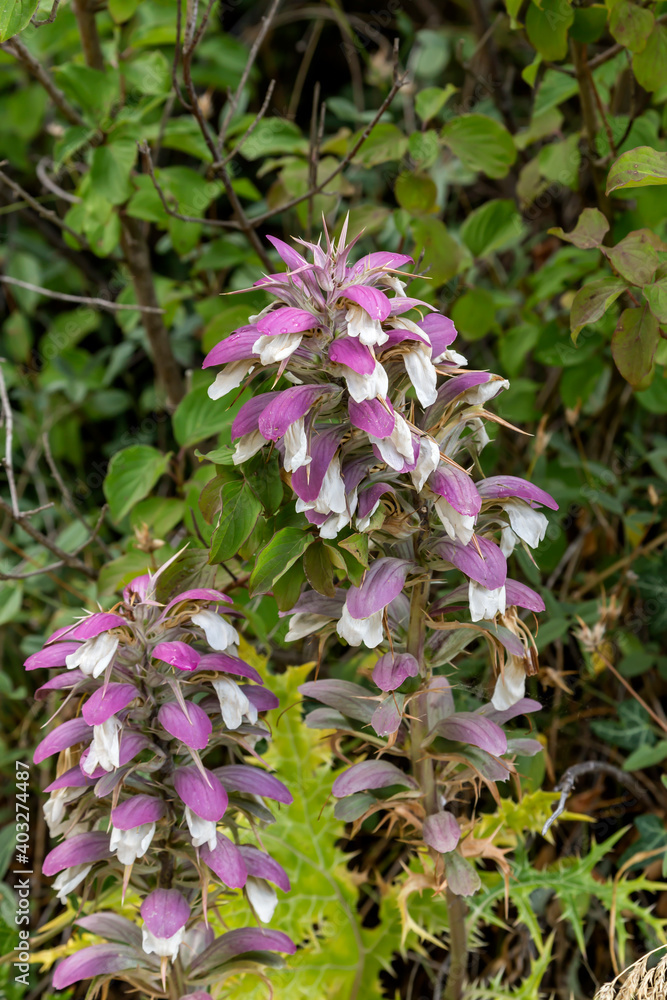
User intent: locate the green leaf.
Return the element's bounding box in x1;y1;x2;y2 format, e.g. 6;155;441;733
0;0;39;41
569;5;607;43
130;497;185;537
623;740;667;771
611;306;660;388
644;276;667;323
537;133;581;188
460;199;524;258
606;145;667;193
549;207;610;249
337;532;369;568
352;123;409;166
570;277;627;341
244;451;283;516
303;541;336;597
249;527;313;596
103;445;170;523
414;85;457;122
632;23;667;91
98;549;155;593
442;115;516;179
450;288;497;340
395;171;438;213
0;583;22;625
90;141;137;205
54;65;120;119
209;481;262;564
108;0;139;22
603;229;661;286
609;0;654;52
525;0;574;61
410;216;463;286
272;558;306;611
173;385;245;448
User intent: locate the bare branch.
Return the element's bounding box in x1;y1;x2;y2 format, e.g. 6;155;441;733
216;0;283;155
138;141;238;230
213;79;276;171
542;761;651;837
0;167;91;251
0;275;165;314
36;158;82;205
0;362;19;518
0;495;97;578
31;0;61;26
0;37;86;128
42;432;114;559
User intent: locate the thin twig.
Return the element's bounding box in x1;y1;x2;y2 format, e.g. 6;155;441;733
0;362;20;518
287;19;324;120
0;167;90;250
213;79;276;171
31;0;61;25
138;141;236;229
542;760;651;836
0;275;165;314
0;495;97;578
0;505;108;581
0;37;86;128
36;158;82;205
307;80;321;239
42;432;114;559
588;11;667;68
216;0;283;156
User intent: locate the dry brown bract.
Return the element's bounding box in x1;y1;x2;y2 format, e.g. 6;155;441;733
594;953;667;999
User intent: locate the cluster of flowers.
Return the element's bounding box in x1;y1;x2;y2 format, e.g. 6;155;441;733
204;225;558;710
26;568;294;996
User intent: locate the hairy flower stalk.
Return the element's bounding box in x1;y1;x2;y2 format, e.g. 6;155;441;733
26;565;295;998
204;218;557;972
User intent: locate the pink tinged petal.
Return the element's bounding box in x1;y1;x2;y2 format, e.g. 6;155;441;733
299;678;376;723
332;760;418;797
238;845;290;891
478;697;542;726
112;794;166;829
82;683;138;725
256;307;318;336
389;296;434;316
419;313;458;355
436;535;507;589
24;641;81;671
174;765;228;821
214;764;292;804
259;385;337;440
52;944;138;990
340;285;391;320
43;831;112;876
292;427;343;504
429;467;482;516
371;696;403;736
180;994;213;1000
349;397;395;438
357;482;395;523
122;573;152;605
378;328;430;350
265;234;308;269
162;588;232;615
45;765;96;792
345;557;411;619
241;684;279;712
351;251;413;274
35;670;85;699
197;652;263;684
158;701;212;750
66;613;125;641
477;476;558;510
423;811;461;853
328;336;375;374
436;371;498;408
231;392;280;439
372;652;419;691
505;579;545;612
189;929;295;974
200;832;247;888
76;913;142;948
141;888;190;938
435;711;507;756
202;328;259;368
34;718;92;764
153;641;201;672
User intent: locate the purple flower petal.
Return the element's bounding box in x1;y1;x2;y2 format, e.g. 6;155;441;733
256;307;318;336
332;759;418;797
52;945;137;989
328;336;376;374
351;251;413;274
153;641;201;672
423;811;461;853
435;711;507;756
346;558;412;619
174;765;228;821
45;765;96;792
200;832;247;888
372;652;419;691
340;285;391;320
419;313;458;354
34;718;92;764
66;613;126;641
162;588;232;615
35;670;85;700
196;653;263;685
75;913;142;948
435;371;498;408
214;765;292;804
478;697;541;726
266;234;308;269
371;697;402;736
43;831;111;876
240;684;279;712
158;701;212;750
389;296;435;316
299;679;375;723
141;888;190;938
505;579;545;612
202;328;259;368
111;794;165;829
180;994;213;1000
436;536;507;589
190;928;295;974
429;466;482;516
123;573;152;604
82;683;138;725
259;385;337;440
477;476;558;510
238;845;290;891
24;641;81;671
378;328;429;350
292;426;343;504
231;392;279;439
349;397;395;438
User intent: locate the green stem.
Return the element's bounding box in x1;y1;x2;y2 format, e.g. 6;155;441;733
443;889;467;1000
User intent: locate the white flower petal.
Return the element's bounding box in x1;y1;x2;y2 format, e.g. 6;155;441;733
337;606;384;648
411;436;440;492
313;455;347;514
82;716;121;775
212;677;251;730
208;360;253;400
283;418;310;473
185;806;218;851
252;331;303;365
369;413;414;471
110;823;156;865
191;609;239;652
65;632;118;678
468;583;506;623
433;497;476;545
343;361;388;403
504;500;548;549
462;378;509;405
142;927;185;962
492;660;527;711
246;877;278;923
233;430;266;465
285;613;333;642
53;864;92;903
405;349;438;408
345;304;388;346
